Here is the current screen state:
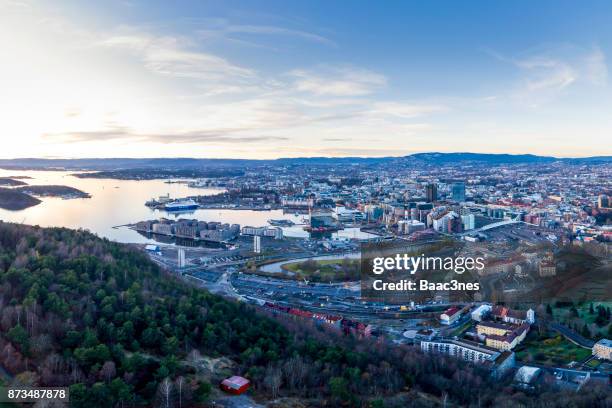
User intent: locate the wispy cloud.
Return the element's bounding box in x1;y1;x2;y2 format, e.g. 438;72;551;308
215;24;334;46
516;56;576;91
99;32;255;81
369;102;446;118
488;45;608;96
43;126;289;144
289;66;387;96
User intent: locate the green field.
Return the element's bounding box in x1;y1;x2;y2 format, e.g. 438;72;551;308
551;301;612;336
515;331;592;366
281;258;360;282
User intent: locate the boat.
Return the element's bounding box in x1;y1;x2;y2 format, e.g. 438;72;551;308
164;198;199;211
268;219;295;226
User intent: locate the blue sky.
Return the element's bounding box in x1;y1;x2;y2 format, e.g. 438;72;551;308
1;0;611;158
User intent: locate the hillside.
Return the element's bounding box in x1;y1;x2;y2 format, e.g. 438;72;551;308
0;152;610;173
0;223;609;407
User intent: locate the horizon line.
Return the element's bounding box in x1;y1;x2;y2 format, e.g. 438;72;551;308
1;151;611;161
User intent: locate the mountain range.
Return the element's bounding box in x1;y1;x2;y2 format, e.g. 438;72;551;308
0;152;609;170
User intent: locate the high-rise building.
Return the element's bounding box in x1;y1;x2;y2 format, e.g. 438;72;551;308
177;248;186;268
425;183;437;203
254;235;262;254
461;214;475;230
452;182;466;202
598;194;609;209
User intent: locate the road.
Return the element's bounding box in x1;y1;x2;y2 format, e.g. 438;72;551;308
549;322;595;348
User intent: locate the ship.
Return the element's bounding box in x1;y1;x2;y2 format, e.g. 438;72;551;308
268;219;295;226
164;198;199;211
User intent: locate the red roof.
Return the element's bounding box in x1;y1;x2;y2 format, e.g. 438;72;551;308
221;376;250;390
443;307;460;317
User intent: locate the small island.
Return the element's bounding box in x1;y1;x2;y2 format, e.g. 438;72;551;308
0;187;41;210
0;177;28;187
15;185;91;199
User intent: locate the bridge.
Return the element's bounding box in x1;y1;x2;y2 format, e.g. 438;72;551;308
461;219;531;235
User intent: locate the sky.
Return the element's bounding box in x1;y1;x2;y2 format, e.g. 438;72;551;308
1;0;612;159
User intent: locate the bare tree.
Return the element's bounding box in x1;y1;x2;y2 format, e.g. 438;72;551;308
175;376;185;408
264;365;282;399
100;361;116;383
156;377;174;408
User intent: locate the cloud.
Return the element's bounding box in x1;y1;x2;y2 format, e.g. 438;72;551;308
489;45;608;96
584;47;608;85
515;56;576;91
281;146;410;157
222;24;334;46
194;17;335;49
289;66;387;96
369;102;446;118
43;126;289;144
99;32;255;81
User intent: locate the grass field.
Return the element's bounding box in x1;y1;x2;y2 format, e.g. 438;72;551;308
551;301;612;336
585;359;601;369
280;258;360;282
515;331;592;366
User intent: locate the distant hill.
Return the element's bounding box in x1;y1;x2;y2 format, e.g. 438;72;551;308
406;152;558;164
0;152;609;171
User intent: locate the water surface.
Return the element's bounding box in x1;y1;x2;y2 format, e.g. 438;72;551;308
0;170;374;243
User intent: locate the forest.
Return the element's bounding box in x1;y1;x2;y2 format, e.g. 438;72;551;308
0;222;609;407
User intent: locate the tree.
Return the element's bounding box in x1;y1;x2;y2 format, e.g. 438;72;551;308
589;303;595;314
194;381;211;403
329;377;350;402
175;376;186;408
264;365;282;399
69;383;88;408
581;324;591;338
109;378;133;408
546;304;553;315
7;324;29;354
100;361;116;383
156;377;173;408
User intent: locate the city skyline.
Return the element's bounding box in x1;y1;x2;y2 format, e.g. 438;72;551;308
2;0;612;159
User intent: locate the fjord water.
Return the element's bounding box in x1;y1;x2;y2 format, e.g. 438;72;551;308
0;169;372;244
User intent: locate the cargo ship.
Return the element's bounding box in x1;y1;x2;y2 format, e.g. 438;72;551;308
164;198;199;211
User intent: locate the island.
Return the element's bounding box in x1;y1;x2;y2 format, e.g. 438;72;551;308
0;177;28;186
73;168;243;180
0;187;41;210
15;185;90;198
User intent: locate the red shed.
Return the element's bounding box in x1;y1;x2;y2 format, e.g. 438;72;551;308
220;376;250;395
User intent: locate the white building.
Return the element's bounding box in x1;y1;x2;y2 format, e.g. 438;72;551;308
461;214;475;231
592;339;612;361
177;248;186;268
471;304;492;322
333;206;364;223
514;366;541;389
421;339;498;363
253;235;262;254
440;307;462;325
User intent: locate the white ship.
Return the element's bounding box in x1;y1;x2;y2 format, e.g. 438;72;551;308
164;198;199;211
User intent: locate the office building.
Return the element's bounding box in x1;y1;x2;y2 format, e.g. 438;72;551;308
254;235;262;254
597;194;609;209
452;182;466;202
425;183;438;203
177;248;186;268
